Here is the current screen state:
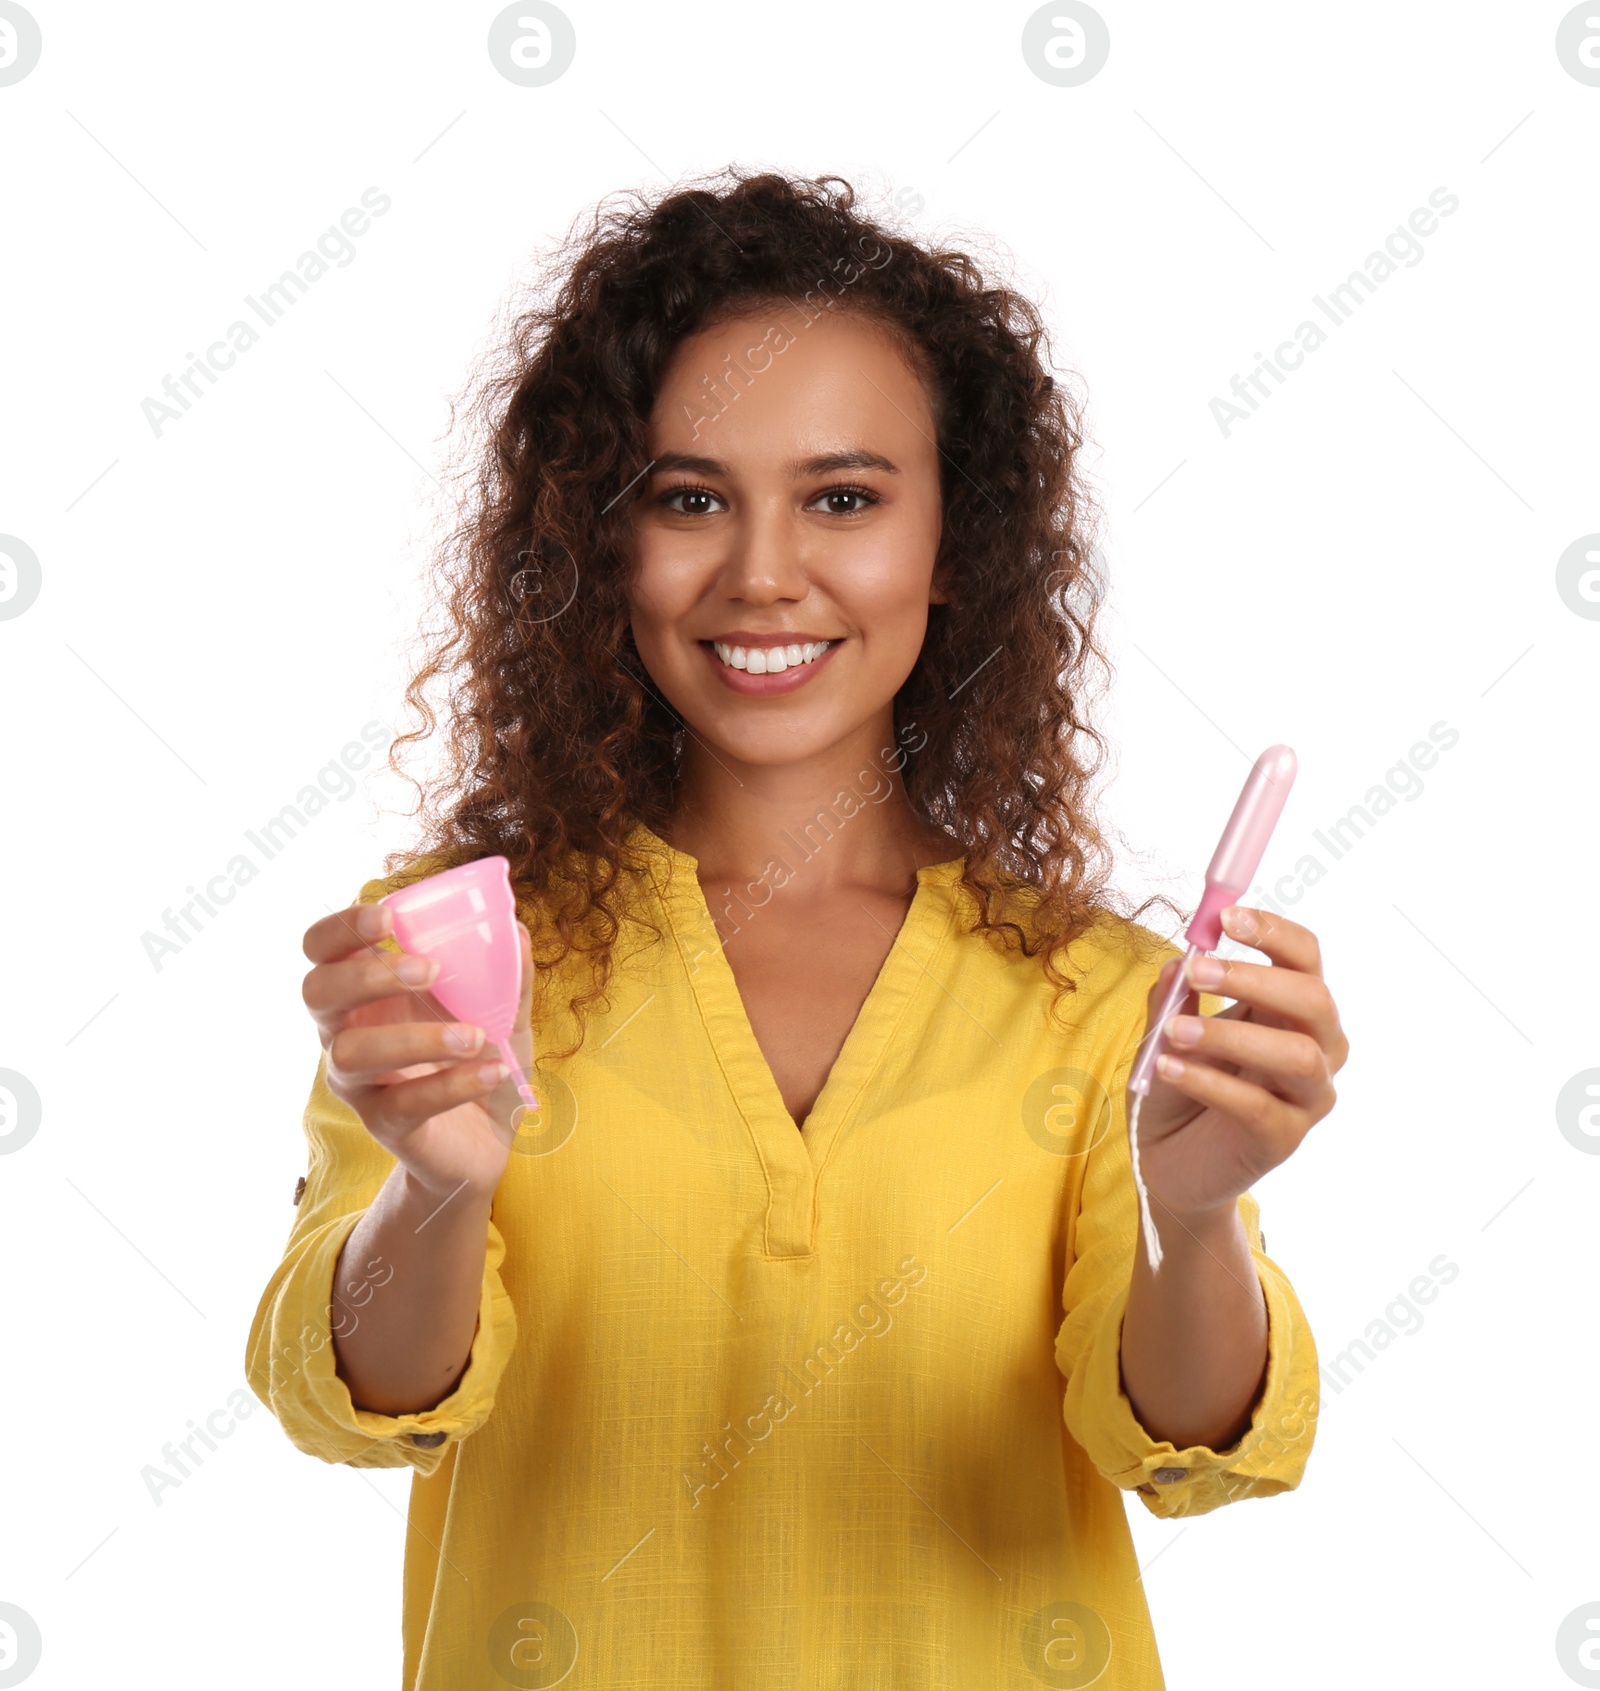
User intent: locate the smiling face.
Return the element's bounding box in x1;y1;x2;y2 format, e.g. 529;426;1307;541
626;304;946;772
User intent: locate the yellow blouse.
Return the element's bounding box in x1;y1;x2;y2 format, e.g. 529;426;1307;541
246;821;1319;1690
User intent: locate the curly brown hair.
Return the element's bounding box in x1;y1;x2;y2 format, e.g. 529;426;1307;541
382;166;1183;1058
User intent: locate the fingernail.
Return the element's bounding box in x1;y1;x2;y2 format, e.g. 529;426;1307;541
396;955;435;985
478;1061;508;1085
356;905;390;940
444;1025;483;1054
1167;1015;1204;1046
1222;905;1257;940
1157;1052;1185;1078
1187;955;1225;986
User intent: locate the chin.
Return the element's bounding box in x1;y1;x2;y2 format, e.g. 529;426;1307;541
692;713;847;768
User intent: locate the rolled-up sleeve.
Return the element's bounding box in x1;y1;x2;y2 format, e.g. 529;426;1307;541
1055;984;1320;1520
244;879;518;1476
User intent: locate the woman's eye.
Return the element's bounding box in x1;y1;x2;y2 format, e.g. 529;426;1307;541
810;486;878;516
661;486;724;515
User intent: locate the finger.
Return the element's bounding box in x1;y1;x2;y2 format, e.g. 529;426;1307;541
1153;1051;1316;1162
303;949;439;1017
1218;905;1324;978
304;901;392;965
1182;949;1342;1049
327;1019;488;1088
1163;1014;1331;1109
350;1057;516;1144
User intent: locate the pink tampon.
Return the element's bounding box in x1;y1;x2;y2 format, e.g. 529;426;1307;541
1126;745;1297;1270
377;856;539;1119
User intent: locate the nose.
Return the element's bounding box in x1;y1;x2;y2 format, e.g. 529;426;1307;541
715;494;810;606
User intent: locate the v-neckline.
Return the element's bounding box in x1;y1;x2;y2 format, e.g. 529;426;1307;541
625;820;965;1257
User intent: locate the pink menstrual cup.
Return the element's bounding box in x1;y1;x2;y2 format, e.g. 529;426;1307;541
378;856;538;1116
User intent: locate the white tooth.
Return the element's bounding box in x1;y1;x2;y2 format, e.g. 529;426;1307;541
804;642;823;662
713;642;730;665
766;647;789;673
730;646;748;670
747;648;769;674
784;643;803;667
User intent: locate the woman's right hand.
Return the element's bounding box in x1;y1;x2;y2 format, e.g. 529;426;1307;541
300;898;536;1203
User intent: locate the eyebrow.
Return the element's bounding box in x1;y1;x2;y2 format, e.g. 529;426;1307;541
648;449;900;479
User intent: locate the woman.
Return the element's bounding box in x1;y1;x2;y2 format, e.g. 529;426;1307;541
247;170;1345;1689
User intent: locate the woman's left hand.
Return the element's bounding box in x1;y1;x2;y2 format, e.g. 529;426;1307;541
1132;905;1348;1224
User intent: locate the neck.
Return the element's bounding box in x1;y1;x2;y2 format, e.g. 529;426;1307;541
661;711;952;892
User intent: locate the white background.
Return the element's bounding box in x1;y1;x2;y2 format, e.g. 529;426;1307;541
1;2;1595;1686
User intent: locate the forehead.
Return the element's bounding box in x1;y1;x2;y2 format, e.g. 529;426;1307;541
648;306;937;464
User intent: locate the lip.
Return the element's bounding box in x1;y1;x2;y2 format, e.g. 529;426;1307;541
704;631;838;647
699;636;843;696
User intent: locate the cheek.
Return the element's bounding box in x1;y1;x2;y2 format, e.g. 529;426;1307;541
839;526;938;639
625;545;692;643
